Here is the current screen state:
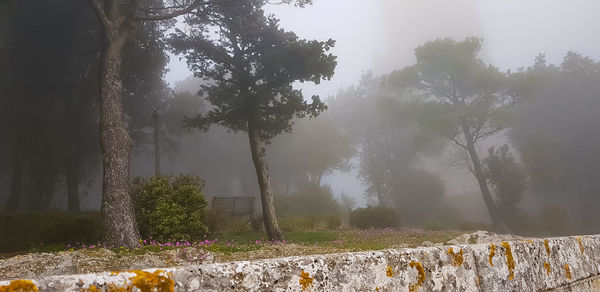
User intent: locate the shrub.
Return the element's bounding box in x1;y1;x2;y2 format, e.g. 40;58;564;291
131;174;208;242
349;206;401;229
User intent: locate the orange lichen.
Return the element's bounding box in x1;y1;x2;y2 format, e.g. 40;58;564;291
447;248;464;267
564;264;572;280
488;244;496;266
129;270;174;292
375;287;380;291
408;260;426;292
501;241;515;280
299;270;313;291
0;279;38;292
577;237;584;255
544;239;551;256
102;270;174;292
81;285;100;292
544;262;551;275
386;266;394;278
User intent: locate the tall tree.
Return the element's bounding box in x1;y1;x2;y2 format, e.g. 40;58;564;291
510;52;600;233
87;0;210;247
385;38;515;232
170;0;336;240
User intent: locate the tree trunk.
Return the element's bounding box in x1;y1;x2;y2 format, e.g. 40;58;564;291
461;122;509;233
248;120;283;241
97;26;140;247
152;108;160;176
65;158;80;211
4;150;23;212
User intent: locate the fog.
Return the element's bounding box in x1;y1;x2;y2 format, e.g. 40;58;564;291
2;0;600;243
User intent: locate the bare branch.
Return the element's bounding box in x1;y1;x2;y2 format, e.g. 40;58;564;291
449;136;468;149
134;0;204;21
89;0;113;29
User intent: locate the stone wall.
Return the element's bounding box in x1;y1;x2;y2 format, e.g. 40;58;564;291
1;235;599;291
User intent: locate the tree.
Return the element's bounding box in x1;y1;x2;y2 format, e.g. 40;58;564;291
268;114;354;192
87;0;213;247
483;144;527;224
385;38;514;232
510;52;600;233
170;0;336;240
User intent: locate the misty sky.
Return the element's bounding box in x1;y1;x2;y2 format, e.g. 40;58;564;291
164;0;600;203
167;0;600;98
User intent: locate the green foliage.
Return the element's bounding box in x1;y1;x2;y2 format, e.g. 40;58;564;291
170;0;336;141
131;174;208;242
349;206;401;229
483;144;527;221
0;212;101;253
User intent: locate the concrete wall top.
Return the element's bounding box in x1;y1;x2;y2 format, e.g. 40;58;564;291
1;234;599;291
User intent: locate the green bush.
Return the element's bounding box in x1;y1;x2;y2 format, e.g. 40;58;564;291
131;174;208;242
349;206;401;229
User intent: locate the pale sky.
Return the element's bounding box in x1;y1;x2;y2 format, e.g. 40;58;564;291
167;0;600;98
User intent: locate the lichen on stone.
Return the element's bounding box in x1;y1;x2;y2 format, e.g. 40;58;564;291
577;237;584;255
0;279;38;292
488;244;496;266
299;270;313;291
408;260;425;291
447;247;464;267
544;239;551;256
386;266;393;278
501;241;515;280
544;262;551;275
564;264;572;280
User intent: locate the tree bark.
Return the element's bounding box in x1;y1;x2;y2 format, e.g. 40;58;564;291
152;108;160;176
248;120;283;241
96;22;140;247
461;121;509;233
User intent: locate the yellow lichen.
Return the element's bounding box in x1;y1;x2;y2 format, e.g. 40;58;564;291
408;260;426;292
375;287;380;291
544;262;551;275
102;270;174;292
0;280;38;292
386;266;393;278
488;243;496;266
299;270;313;291
577;237;584;255
564;264;572;280
447;247;464;267
544;239;551;256
129;270;174;292
501;241;515;280
81;285;100;292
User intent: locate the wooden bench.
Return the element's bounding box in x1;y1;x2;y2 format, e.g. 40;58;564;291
211;196;255;217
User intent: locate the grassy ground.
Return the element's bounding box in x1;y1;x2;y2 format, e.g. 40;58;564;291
207;228;465;261
19;228;466;261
